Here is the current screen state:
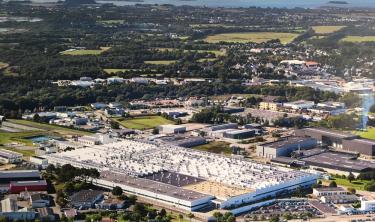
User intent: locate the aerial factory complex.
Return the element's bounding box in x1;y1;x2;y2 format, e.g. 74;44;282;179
44;140;317;211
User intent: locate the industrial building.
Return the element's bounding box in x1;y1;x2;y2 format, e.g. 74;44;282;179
256;137;317;159
44;139;318;211
223;129;256;139
0;170;42;185
361;198;375;212
9;180;48;194
321;194;358;204
271;149;375;176
342;138;375;157
157;136;206;148
30;194;51;208
295;127;358;149
69;190;104;209
29;156;49;169
283;100;315;110
158;125;186;134
208;123;238;132
0;149;23;164
0;198;36;221
295;127;375;157
312;187;348;197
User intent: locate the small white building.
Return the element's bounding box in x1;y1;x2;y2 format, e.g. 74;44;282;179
312;187;348;197
283;100;315;110
361;198;375;212
29;156;49;169
159;125;186;134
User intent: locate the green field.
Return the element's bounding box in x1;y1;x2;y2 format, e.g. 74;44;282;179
194;141;232;155
341;36;375;43
197;58;218;63
103;69;129;74
2;146;36;157
204;32;299;44
154;48;226;57
8;119;91;136
324;177;369;191
144;60;177;65
0;131;42;146
312;26;346;34
114;116;174;130
354;128;375;140
61;47;111;55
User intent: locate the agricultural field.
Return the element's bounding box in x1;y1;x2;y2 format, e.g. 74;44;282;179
341;36;375;43
194;141;232;155
311;26;346;34
144;60;177;65
61;47;111;55
113;115;174;130
203;32;299;44
354;127;375;140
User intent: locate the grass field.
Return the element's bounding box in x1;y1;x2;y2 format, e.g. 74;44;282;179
144;60;177;65
324;177;369;191
114;115;174;130
0;131;43;146
204;32;299;44
103;69;129;74
154;48;226;57
341;36;375;43
8;119;91;136
354;127;375;140
312;26;346;34
197;58;218;63
61;47;111;55
1;146;36;157
194;141;232;155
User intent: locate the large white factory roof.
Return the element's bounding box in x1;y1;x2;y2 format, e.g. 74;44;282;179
46;139;313;195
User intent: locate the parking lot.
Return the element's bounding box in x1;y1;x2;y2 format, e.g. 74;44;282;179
243;199;323;221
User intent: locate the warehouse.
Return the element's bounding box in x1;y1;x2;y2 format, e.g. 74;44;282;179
295;127;358;149
96;171;214;211
0;170;42;184
342;138;375;157
0;149;23;164
9;180;47;194
223;129;256;139
69;190;104;209
256;137;317;159
157;136;206;148
45;139;318;211
208;123;238;132
158;125;186;134
300;151;375;176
